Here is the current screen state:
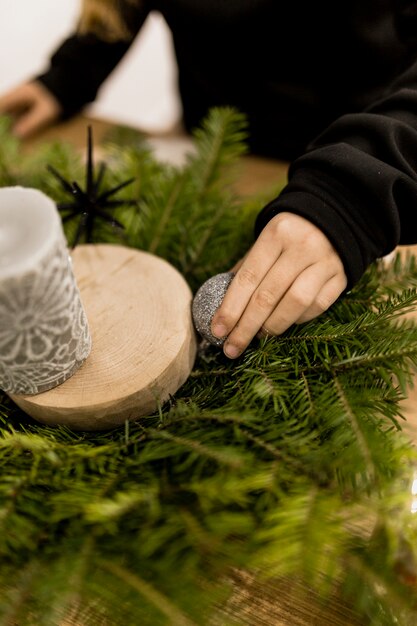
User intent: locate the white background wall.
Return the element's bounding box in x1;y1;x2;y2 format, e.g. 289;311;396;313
0;0;181;133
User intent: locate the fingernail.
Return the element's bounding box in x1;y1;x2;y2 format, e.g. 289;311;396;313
212;323;227;339
224;344;241;359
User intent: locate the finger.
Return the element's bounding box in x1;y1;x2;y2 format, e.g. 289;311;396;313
211;231;283;339
295;272;347;324
256;262;337;337
13;104;52;139
229;253;247;274
222;249;318;354
257;325;271;339
0;91;29;115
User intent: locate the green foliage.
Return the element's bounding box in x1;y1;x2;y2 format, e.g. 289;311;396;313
1;109;417;624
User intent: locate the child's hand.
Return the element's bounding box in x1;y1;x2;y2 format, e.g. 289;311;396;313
0;81;62;138
211;212;347;358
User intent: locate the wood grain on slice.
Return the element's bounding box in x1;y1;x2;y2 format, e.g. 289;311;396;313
11;244;197;430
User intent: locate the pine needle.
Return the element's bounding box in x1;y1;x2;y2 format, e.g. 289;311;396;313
1;110;417;624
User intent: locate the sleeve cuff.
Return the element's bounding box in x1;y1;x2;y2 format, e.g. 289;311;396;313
254;165;396;289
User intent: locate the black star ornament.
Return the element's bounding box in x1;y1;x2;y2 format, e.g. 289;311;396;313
48;126;136;247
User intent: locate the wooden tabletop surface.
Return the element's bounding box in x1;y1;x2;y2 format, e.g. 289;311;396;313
25;114;417;626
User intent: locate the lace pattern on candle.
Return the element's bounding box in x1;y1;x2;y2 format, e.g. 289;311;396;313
0;236;91;395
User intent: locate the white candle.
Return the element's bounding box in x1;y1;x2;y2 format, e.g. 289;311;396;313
0;187;91;395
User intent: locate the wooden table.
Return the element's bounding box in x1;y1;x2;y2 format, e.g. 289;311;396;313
25;114;417;626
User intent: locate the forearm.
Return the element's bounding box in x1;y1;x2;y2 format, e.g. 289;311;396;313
36;34;132;118
36;3;150;118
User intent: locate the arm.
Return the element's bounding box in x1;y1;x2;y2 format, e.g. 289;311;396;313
213;9;417;358
254;63;417;288
35;33;138;120
0;3;150;137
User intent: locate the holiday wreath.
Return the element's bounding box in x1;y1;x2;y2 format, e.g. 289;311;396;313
1;109;417;625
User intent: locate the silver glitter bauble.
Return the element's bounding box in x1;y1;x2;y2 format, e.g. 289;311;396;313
192;272;234;346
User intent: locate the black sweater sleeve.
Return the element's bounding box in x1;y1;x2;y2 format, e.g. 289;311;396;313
254;56;417;289
36;5;150;119
37;35;132;118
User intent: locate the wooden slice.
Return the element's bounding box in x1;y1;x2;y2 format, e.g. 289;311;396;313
11;244;197;430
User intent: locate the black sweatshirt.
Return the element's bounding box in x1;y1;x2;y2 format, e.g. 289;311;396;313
37;0;417;287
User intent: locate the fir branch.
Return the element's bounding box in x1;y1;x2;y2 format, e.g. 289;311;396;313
376;251;417;294
1;110;417;625
301;372;316;421
333;375;377;485
0;561;41;626
147;428;246;470
252;486;349;587
38;536;96;626
147;175;185;255
100;560;199;626
0;117;20;185
188;107;248;198
181;198;235;278
344;551;416;626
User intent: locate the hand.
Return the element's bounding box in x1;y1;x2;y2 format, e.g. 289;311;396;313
211;212;348;358
0;81;62;138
